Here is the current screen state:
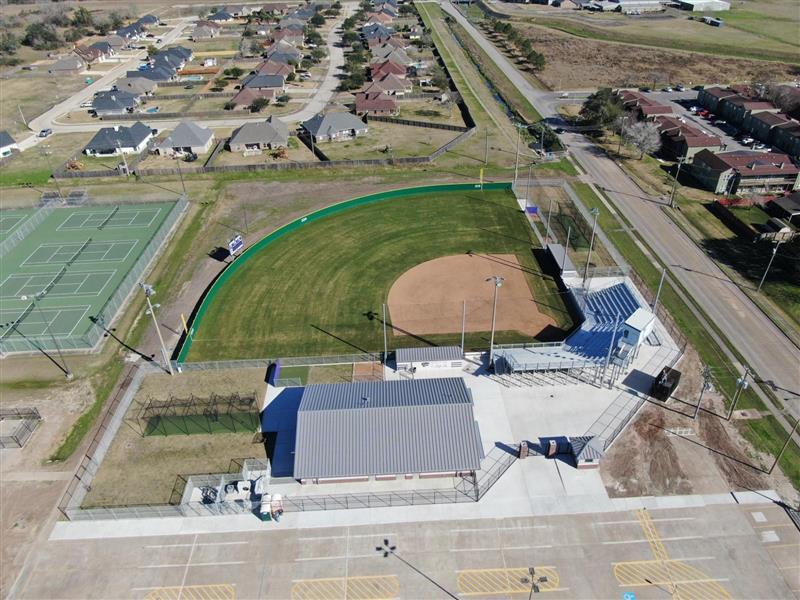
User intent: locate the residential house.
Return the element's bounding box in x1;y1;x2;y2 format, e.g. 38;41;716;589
241;73;286;92
690;149;800;195
408;25;422;40
366;11;394;25
301;112;368;142
272;28;304;45
718;97;779;127
362;23;394;40
89;41;115;59
370;48;410;67
355;91;399;115
92;90;139;116
370;59;406;79
83;122;154;156
208;10;235;22
157;122;215;156
136;15;160;27
49;55;86;75
0;131;18;157
225;4;247;16
114;77;158;96
228;116;289;152
676;0;730;10
654;115;721;159
374;72;412;95
74;44;105;64
279;17;307;28
256;60;294;76
264;3;291;14
231;87;276;109
115;24;143;41
697;86;739;113
771;122;800;158
192;22;221;39
105;35;128;52
126;65;176;81
367;35;406;50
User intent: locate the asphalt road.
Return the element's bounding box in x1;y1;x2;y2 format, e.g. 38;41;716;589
9;502;798;599
441;2;800;423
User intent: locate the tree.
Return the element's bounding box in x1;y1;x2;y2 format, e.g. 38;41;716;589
64;28;83;43
342;30;359;45
276;94;290;105
311;47;327;62
286;72;296;81
768;84;800;115
526;50;545;72
224;100;236;110
96;21;111;36
627;121;661;159
224;66;244;79
0;32;18;56
22;23;61;51
71;7;94;28
109;12;125;30
250;97;271;112
310;12;325;27
580;88;623;127
342;16;357;30
430;65;449;91
146;45;159;58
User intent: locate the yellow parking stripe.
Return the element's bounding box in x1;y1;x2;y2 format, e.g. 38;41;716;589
457;567;560;595
143;584;235;600
291;575;399;600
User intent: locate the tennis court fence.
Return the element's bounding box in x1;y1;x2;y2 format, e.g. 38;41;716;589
0;199;58;258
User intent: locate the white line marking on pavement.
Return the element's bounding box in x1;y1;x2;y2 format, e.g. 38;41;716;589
139;561;248;569
502;545;553;550
145;541;249;549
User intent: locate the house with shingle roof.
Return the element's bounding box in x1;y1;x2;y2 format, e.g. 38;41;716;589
49;55;86;75
301;112;368;142
83;122;154;156
256;60;294;76
355;91;398;116
208;9;235;22
231;87;277;109
92;90;139;116
157;122;215;156
691;149;800;194
370;59;406;79
370;48;410;67
74;44;105;64
242;73;285;91
229;116;289;152
374;72;411;95
114;77;158;96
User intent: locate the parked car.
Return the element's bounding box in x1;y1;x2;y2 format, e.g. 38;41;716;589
676;84;685;91
184;84;194;89
689;105;699;113
554;127;565;134
741;137;754;145
38;128;53;138
662;87;673;92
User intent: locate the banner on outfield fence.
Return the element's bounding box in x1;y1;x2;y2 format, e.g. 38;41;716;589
228;234;244;256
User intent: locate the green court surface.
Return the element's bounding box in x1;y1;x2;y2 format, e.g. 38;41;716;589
0;202;178;353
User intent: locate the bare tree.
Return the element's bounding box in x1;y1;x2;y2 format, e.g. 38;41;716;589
627;121;662;159
768;84;800;114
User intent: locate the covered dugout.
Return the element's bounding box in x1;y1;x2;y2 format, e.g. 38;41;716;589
395;346;464;372
293;377;484;484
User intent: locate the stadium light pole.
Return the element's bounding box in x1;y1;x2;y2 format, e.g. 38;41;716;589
521;567;548;599
757;239;784;292
652;267;667;314
582;207;600;289
486;275;504;371
561;225;571;274
769;417;800;474
544;196;555;244
139;283;174;375
21;292;72;380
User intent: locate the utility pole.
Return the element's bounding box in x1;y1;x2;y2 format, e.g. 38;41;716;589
726;366;750;420
486;275;504;370
652;267;667;314
526;162;532;206
694;366;711;420
769;417;800;474
616;116;627;159
140;283;174;375
583;207;600;289
757;239;784;292
668;156;684;209
18;105;27;127
484;127;489;166
514;125;521;184
41;145;64;200
175;155;186;197
460;299;466;353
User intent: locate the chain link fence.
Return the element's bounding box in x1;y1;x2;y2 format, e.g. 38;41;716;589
0;199;57;258
0;407;42;449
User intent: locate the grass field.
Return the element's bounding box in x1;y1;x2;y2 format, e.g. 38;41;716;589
0;133;92;187
321;123;459;160
186;188;575;360
0;202;176;353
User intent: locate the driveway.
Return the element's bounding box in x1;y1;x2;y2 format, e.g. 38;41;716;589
441;1;800;424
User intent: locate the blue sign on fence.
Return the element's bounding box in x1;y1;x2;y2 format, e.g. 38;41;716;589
526;206;539;214
228;234;244;256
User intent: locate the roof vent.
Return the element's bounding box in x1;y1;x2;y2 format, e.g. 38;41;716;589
362;396;370;407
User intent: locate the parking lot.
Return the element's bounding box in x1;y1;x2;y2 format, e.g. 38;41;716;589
13;501;798;598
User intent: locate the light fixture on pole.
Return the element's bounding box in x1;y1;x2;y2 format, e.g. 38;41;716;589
583;207;600;289
757;239;785;292
486;275;504;370
668;156;684;209
544;196;555;244
726;366;750;420
21;292;73;380
139;283;174;375
521;567;548;598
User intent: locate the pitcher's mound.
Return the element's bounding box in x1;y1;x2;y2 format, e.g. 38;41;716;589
387;253;556;336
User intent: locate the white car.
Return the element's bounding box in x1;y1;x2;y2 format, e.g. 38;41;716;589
689;106;699;113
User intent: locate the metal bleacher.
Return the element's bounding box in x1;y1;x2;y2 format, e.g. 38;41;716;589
495;282;643;374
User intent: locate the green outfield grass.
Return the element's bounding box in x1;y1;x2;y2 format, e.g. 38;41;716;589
186;189;575;360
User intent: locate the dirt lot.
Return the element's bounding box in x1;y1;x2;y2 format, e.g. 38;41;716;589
212;137;317;166
602;345;798;504
388;253;557;337
0;380;95;598
517;24;798;90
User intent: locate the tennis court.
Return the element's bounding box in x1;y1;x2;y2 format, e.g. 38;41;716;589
0;200;185;354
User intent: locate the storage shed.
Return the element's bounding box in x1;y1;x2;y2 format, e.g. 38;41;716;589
395;346;464;372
